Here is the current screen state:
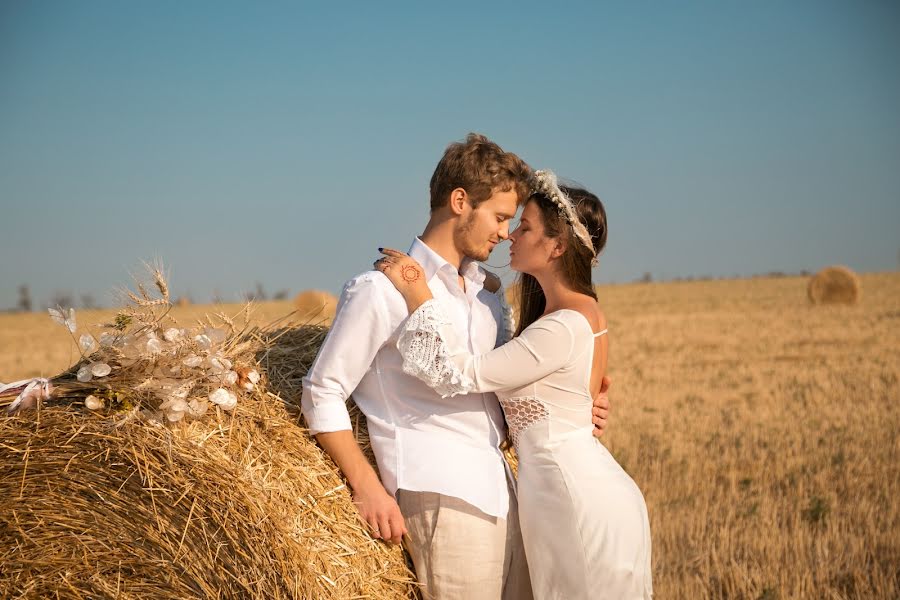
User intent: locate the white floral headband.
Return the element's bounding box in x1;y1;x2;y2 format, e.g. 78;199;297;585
532;169;598;266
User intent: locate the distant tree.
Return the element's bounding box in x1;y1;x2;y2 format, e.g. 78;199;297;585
242;283;270;303
272;289;290;301
17;285;32;312
639;272;653;283
48;291;74;309
80;293;99;309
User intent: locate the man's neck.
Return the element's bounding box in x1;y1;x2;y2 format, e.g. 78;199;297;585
420;217;465;272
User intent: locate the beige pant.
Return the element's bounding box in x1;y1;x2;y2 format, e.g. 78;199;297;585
397;485;533;600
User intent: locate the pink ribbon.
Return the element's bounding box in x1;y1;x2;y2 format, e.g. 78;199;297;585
0;377;53;413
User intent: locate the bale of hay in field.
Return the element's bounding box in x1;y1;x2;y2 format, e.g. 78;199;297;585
0;325;415;599
505;283;520;317
0;270;416;599
175;296;192;307
294;289;338;322
808;266;861;305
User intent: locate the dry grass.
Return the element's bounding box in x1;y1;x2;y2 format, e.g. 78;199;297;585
597;272;899;599
2;273;898;599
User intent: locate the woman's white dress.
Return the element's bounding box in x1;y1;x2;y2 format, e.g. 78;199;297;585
398;300;652;600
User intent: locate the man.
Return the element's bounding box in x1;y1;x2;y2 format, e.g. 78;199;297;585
301;133;611;600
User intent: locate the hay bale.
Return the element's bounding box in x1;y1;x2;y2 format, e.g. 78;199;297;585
175;296;192;307
0;323;416;599
294;290;338;322
808;266;861;305
504;283;520;317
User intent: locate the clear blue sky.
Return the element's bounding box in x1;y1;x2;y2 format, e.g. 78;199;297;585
2;1;898;308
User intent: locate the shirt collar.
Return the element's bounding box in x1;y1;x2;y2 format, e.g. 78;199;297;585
407;238;486;286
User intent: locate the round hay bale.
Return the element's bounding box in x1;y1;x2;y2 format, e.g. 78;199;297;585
504;283;520;316
0;324;416;599
175;296;192;307
294;290;338;322
808;266;861;305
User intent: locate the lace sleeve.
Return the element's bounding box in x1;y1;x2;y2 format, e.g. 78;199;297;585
397;299;475;397
495;289;517;346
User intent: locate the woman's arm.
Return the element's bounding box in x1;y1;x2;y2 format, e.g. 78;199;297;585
398;299;575;397
374;247;576;397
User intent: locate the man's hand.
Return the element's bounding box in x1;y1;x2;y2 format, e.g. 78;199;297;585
314;431;407;545
353;481;408;545
592;375;612;438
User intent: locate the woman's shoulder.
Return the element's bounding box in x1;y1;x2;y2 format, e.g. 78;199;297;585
556;297;607;336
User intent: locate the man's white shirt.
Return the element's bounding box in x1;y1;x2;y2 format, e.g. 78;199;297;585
301;238;513;519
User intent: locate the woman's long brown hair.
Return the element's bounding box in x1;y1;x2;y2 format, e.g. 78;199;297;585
514;185;607;337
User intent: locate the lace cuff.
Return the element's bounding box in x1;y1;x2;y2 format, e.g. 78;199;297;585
496;289;517;346
397;299;475;397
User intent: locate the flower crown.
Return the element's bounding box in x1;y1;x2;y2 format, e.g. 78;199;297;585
532;170;598;266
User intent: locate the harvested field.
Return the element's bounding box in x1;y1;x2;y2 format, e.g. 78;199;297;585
597;272;899;598
1;272;898;598
0;301;316;381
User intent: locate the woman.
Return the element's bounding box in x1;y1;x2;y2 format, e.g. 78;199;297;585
375;170;652;599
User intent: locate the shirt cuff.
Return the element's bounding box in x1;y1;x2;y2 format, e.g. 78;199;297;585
301;388;354;435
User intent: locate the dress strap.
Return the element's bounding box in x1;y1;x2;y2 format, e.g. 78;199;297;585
593;329;608;338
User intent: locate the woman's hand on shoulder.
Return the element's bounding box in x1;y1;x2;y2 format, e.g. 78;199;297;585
374;248;433;313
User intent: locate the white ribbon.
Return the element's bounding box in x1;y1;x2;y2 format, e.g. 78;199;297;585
0;377;53;413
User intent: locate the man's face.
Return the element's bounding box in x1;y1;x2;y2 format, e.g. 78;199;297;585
454;189;519;261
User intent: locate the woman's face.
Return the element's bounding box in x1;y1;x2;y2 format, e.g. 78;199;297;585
508;200;559;274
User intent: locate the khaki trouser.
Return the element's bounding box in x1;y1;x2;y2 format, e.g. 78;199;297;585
398;483;533;600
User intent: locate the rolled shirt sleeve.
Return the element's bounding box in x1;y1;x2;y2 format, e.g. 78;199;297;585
301;273;393;434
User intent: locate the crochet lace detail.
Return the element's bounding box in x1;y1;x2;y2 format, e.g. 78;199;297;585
398;299;475;397
501;395;549;447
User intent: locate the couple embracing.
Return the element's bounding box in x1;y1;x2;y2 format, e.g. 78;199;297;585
301;134;652;599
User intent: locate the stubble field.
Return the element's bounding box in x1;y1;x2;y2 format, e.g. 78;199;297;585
1;273;898;599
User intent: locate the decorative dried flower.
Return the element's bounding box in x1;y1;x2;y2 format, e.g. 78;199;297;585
145;338;163;355
90;363;112;377
237;368;261;391
84;395;104;410
77;365;93;382
187;398;209;418
208;388;237;410
163;328;183;342
49;306;76;333
79;334;98;354
183;354;203;368
208;356;232;373
221;370;238;386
